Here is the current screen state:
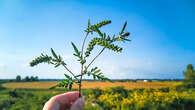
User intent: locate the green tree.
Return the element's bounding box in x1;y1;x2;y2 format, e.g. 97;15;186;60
183;64;195;88
24;76;30;82
34;76;39;81
30;76;35;81
16;75;21;82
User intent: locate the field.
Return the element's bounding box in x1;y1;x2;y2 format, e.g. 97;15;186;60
0;81;195;110
2;81;182;89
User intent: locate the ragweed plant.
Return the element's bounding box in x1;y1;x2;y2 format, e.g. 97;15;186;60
29;20;131;97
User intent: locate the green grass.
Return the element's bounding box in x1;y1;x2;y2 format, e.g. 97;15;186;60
0;81;195;110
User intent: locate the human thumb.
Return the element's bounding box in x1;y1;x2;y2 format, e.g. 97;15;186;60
70;98;85;110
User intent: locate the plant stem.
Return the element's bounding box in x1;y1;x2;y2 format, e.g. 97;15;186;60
78;83;82;97
79;32;89;97
61;63;78;80
78;48;105;96
81;32;89;74
86;47;105;69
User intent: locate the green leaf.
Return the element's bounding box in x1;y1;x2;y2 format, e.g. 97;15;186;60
123;38;131;42
96;74;111;81
94;20;111;29
91;67;98;72
73;53;79;57
69;81;73;90
84;38;97;58
71;42;80;55
71;42;84;64
86;67;111;82
64;74;72;80
95;38;122;52
57;79;75;90
80;59;86;65
54;63;61;68
103;33;106;40
30;54;52;67
106;35;110;41
58;55;63;61
75;74;82;77
121;21;127;34
88;19;90;28
49;85;58;89
87;72;91;76
93;75;96;80
94;69;101;74
64;81;69;88
51;48;58;59
59;80;69;88
89;20;111;32
122;32;130;37
94;26;103;37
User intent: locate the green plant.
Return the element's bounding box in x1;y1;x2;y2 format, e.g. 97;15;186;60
29;20;131;97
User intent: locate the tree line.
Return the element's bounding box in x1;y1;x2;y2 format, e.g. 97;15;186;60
15;75;39;82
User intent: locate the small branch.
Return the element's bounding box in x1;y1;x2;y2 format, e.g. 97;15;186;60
86;47;105;69
78;83;82;97
81;32;89;58
79;32;89;97
62;63;79;80
81;32;89;74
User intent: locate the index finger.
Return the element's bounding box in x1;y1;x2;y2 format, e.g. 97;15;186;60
55;91;80;104
50;91;81;109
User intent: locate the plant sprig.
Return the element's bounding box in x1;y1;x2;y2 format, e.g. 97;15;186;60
30;20;131;97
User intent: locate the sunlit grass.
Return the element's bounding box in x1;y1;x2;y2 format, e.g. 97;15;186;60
2;81;182;89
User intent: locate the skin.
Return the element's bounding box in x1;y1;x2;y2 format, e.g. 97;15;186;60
43;92;84;110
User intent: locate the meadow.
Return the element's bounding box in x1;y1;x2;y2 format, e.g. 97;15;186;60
0;81;195;110
2;81;182;89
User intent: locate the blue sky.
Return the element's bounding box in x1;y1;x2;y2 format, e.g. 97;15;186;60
0;0;194;79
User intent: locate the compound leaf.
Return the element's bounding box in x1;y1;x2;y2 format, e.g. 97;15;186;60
51;48;58;59
30;54;52;67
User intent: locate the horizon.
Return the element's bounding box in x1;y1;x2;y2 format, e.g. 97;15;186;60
0;0;195;79
0;77;184;80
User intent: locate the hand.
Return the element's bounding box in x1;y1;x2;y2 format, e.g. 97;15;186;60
43;91;84;110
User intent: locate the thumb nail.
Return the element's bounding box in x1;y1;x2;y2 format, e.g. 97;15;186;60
70;98;84;110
